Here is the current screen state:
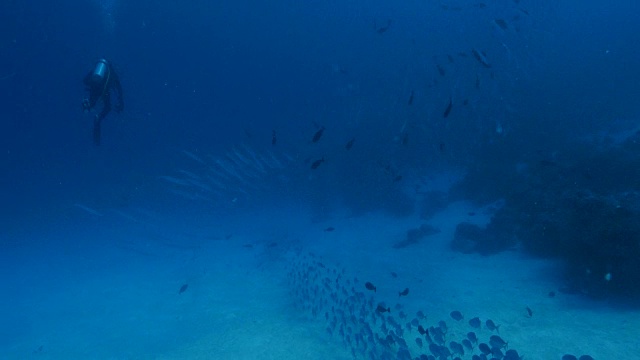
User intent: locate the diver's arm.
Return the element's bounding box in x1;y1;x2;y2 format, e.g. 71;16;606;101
112;72;124;113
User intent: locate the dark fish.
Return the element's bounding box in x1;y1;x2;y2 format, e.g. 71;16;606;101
505;349;522;360
311;126;325;143
462;339;473;351
178;283;189;294
485;319;500;332
443;96;453;118
468;317;481;329
271;130;277;146
34;345;43;353
548;291;556;297
393;175;403;183
475;73;480;89
416;310;425;319
428;344;442;357
562;355;578;360
345;137;355;150
438;320;448;334
415;337;423;348
518;8;530;16
324;227;335;232
449;341;464;356
494;18;508;30
436;64;446;76
472;49;491;68
450;310;463;321
525;306;533;318
365;282;377;292
417;325;426;335
375;19;392;34
478;343;491;355
376;304;391;313
408;90;414;105
447;54;455;63
391;272;398;278
489;335;507;349
578;356;594;360
439;143;445;153
467;331;478;343
310;158;325;169
492;347;505;359
399;288;409;297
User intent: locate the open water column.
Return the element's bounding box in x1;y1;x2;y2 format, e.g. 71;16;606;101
93;0;117;36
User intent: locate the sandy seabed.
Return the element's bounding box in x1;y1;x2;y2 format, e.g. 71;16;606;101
1;201;637;359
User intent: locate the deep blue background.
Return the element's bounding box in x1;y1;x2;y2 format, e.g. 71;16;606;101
1;0;639;233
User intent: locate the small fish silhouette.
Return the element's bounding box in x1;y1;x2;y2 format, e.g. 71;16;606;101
311;127;325;143
365;282;377;292
178;284;189;294
443;96;453;118
311;158;325;169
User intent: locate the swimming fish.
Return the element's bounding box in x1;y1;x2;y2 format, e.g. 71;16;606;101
345;137;356;150
478;343;491;355
310;158;325;169
312;127;325;143
486;319;500;332
324;227;335;232
376;304;391;313
462;339;473;351
408;90;414;105
467;331;478;343
472;49;492;68
398;288;409;297
443;96;453;118
417;325;426;335
450;310;464;321
450;341;464;356
468;317;481;329
494;18;508;30
365;282;377;292
271;130;277;146
375;19;392;34
489;335;507;349
525;306;533;318
178;283;189;294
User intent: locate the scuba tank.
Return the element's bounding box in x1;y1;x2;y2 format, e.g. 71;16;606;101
89;59;109;85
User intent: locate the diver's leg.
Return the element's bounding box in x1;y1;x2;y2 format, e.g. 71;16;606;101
93;96;111;145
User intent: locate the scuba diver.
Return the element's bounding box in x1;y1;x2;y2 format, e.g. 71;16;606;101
82;58;124;145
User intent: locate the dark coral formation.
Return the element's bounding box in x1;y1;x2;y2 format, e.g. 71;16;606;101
451;135;640;299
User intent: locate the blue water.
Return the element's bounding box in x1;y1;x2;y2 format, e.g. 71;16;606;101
2;0;639;359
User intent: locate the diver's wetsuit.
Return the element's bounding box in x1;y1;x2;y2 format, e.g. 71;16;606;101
83;59;124;145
